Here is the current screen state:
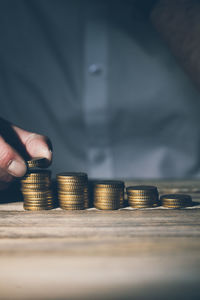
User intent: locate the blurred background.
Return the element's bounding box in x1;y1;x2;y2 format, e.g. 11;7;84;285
0;0;200;179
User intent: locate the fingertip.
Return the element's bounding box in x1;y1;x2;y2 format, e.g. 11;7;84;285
7;159;27;177
25;134;53;163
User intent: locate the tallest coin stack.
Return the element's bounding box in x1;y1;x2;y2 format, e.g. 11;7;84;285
21;158;54;211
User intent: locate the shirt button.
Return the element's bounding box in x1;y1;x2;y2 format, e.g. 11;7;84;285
88;64;102;75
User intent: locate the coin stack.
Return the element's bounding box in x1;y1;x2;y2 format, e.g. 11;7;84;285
126;185;159;208
21;158;54;211
93;180;124;210
57;172;89;210
161;194;192;208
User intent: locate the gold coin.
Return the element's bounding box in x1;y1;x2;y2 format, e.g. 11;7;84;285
24;198;54;203
129;205;154;208
94;191;123;196
58;186;85;191
93;180;124;188
21;179;51;185
23;202;54;207
94;201;120;206
22;194;53;200
127;185;158;191
161;200;190;205
21;179;51;186
60;205;84;209
58;190;84;195
128;196;156;200
94;198;120;202
22;189;51;194
160;194;192;201
27;157;50;169
162;205;185;209
128;200;156;204
21;184;50;190
58;181;86;186
57;172;87;177
95;206;119;210
57;173;88;184
24;204;54;209
127;191;157;195
59;201;83;205
24;206;54;211
23;197;53;202
58;194;84;199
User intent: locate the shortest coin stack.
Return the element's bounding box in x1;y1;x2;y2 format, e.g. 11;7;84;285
93;180;124;210
161;194;192;208
57;172;88;210
126;185;159;208
21;163;54;211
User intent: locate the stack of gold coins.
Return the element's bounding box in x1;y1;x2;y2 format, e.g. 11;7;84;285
126;185;159;208
161;194;192;208
57;172;88;210
93;180;124;210
21;161;54;211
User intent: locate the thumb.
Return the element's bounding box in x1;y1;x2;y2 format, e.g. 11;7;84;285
0;136;27;178
12;126;52;165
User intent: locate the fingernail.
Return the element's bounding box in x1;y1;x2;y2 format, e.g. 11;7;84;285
7;160;27;177
34;147;52;161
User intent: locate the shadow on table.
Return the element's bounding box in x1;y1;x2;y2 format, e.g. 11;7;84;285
0;181;23;203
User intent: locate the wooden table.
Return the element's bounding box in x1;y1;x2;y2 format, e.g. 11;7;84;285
0;180;200;300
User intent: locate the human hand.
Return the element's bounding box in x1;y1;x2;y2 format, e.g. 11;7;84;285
0;118;52;190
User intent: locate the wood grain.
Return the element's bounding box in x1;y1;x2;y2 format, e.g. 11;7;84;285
0;180;199;300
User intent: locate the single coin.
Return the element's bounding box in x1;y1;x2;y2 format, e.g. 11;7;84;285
59;201;83;205
162;205;186;209
126;185;158;191
58;185;86;190
24;198;54;203
94;204;120;208
23;197;53;202
24;205;54;209
23;202;54;207
160;194;192;201
57;172;88;182
93;180;124;188
22;193;53;199
58;195;84;200
57;181;87;185
94;201;120;206
58;190;84;195
22;189;50;195
128;196;158;201
24;197;54;202
128;200;157;204
27;157;50;169
21;183;50;190
24;206;54;211
94;198;120;202
94;190;123;195
161;199;190;205
60;205;84;210
129;205;154;208
57;172;88;177
95;206;119;210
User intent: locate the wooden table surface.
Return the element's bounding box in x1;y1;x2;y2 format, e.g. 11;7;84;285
0;179;200;300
